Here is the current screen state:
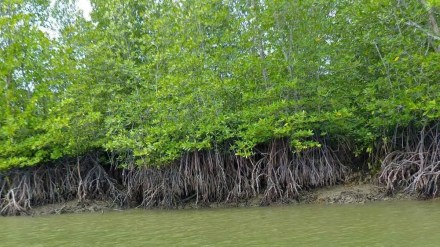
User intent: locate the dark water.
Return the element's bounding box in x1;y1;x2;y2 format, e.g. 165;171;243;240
2;200;440;246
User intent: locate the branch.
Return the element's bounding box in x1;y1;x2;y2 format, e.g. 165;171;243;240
406;21;440;41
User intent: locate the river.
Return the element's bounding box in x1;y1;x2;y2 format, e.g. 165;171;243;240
2;200;440;246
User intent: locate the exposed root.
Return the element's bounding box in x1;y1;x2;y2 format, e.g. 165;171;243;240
260;140;347;204
0;139;348;215
81;156;126;205
127;140;347;208
0;172;31;215
0;156;126;216
379;124;440;197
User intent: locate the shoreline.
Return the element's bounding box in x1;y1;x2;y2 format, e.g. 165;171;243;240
26;182;418;216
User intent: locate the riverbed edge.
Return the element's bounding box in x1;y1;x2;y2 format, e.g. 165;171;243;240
24;182;420;216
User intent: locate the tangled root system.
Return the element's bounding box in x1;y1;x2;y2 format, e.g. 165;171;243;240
380;124;440;197
0;140;347;215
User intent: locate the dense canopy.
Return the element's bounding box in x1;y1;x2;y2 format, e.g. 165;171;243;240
1;0;439;169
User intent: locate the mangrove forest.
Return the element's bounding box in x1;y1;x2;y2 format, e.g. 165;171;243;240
0;0;439;215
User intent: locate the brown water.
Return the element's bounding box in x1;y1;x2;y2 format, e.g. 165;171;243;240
2;200;440;246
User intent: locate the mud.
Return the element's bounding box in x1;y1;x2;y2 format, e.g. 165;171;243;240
26;182;419;216
28;200;122;216
299;183;416;204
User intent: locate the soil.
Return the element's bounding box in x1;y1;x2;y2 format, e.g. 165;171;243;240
26;182;418;216
29;200;123;216
298;183;416;204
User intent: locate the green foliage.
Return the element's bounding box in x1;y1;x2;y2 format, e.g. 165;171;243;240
1;0;439;169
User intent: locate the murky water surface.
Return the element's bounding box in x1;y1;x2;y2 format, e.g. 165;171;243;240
2;200;440;246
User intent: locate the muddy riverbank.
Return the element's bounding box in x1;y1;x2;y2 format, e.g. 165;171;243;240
27;182;418;216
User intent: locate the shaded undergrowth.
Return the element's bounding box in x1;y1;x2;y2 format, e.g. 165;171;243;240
0;139;347;216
